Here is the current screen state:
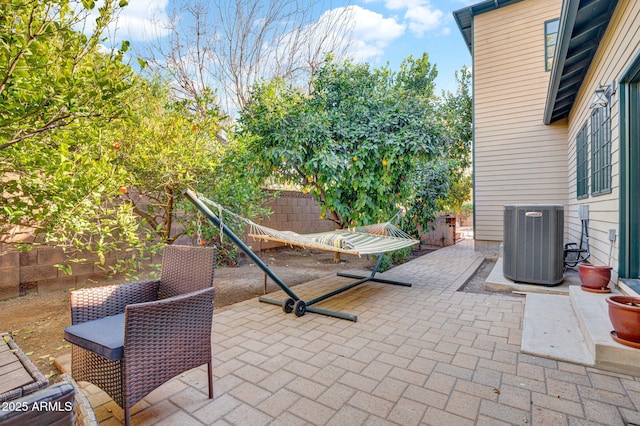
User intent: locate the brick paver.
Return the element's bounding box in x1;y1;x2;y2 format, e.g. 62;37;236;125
63;239;640;424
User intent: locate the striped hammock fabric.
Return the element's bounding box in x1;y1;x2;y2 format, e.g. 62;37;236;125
197;195;419;256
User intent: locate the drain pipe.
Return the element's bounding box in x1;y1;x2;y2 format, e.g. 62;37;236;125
608;229;616;267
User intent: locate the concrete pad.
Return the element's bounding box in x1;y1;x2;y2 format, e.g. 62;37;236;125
522;285;640;375
570;286;640;375
570;285;616;355
486;258;580;295
521;293;594;365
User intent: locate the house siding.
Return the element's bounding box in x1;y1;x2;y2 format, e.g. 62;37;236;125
473;0;568;246
565;0;640;281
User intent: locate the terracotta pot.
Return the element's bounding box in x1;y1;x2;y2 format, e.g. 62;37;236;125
607;296;640;343
578;263;612;290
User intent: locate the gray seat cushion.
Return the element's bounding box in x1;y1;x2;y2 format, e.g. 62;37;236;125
64;314;125;361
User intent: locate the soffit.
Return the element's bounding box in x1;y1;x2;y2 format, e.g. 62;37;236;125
544;0;619;124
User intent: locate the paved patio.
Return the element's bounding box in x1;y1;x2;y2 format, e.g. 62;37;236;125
60;239;640;425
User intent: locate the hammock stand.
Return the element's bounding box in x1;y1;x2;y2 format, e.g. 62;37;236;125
184;189;418;321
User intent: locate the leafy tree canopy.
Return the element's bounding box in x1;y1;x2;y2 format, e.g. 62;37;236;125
435;66;473;214
0;0;472;278
0;0;134;150
0;1;266;273
1;0;137;250
240;54;449;230
110;81;268;250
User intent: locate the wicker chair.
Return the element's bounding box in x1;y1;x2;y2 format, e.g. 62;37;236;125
65;245;216;426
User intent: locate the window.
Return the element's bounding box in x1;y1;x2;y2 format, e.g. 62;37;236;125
576;122;589;199
545;19;559;71
591;105;612;195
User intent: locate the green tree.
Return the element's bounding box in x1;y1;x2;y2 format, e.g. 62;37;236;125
240;54;447;230
0;0;133;149
436;66;473;214
0;1;264;273
111;81;267;252
0;0;138;257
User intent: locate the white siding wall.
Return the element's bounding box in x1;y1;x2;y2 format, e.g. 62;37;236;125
565;0;640;282
473;0;568;245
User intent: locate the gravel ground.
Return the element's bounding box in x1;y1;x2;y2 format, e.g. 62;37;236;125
458;259;498;293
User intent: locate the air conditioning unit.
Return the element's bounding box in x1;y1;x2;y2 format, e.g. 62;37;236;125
503;204;564;285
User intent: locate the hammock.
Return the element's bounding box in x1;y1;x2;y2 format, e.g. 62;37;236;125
184;189;418;322
197;194;419;256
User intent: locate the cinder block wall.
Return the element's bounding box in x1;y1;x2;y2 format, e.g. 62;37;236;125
0;251;20;300
246;190;337;251
458;214;472;227
1;191;459;300
0;247;126;300
0;191;336;300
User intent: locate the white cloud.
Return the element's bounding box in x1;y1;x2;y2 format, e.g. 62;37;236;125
404;4;444;37
339;5;405;61
349;6;406;43
380;0;446;37
384;0;419;9
113;0;171;41
260;5;404;70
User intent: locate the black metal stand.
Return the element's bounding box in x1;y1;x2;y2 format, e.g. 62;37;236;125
184;189;412;322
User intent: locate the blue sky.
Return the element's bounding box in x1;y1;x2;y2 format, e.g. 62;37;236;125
340;0;475;92
110;0;475;93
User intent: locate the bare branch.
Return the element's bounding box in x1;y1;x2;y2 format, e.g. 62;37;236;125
139;0;355;115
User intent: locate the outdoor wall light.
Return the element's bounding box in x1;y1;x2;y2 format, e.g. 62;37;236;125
589;80;616;110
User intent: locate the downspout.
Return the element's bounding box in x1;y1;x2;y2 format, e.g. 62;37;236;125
471;13;477;243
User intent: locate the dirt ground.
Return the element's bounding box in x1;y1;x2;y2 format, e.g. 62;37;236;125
0;246;437;382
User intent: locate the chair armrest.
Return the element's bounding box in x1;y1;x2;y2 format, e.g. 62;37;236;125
70;280;161;324
124;286;215;350
564;248;587;253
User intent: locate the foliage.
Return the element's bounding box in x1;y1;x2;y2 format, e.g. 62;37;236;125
111;80;268;251
2;120;154;270
0;0;140;267
0;0;133;150
438;172;472;214
435;66;473;214
403;159;452;231
240;54;447;230
0;1;265;274
458;202;473;225
374;246;415;273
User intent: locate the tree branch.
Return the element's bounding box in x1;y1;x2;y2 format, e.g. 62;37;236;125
0;3;50;96
1;117;73;150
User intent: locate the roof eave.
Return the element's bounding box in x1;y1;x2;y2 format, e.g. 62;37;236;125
452;0;525;56
543;0;580;125
452;7;473;55
543;0;619;124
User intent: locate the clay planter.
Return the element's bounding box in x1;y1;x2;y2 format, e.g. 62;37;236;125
578;263;612;291
607;296;640;344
